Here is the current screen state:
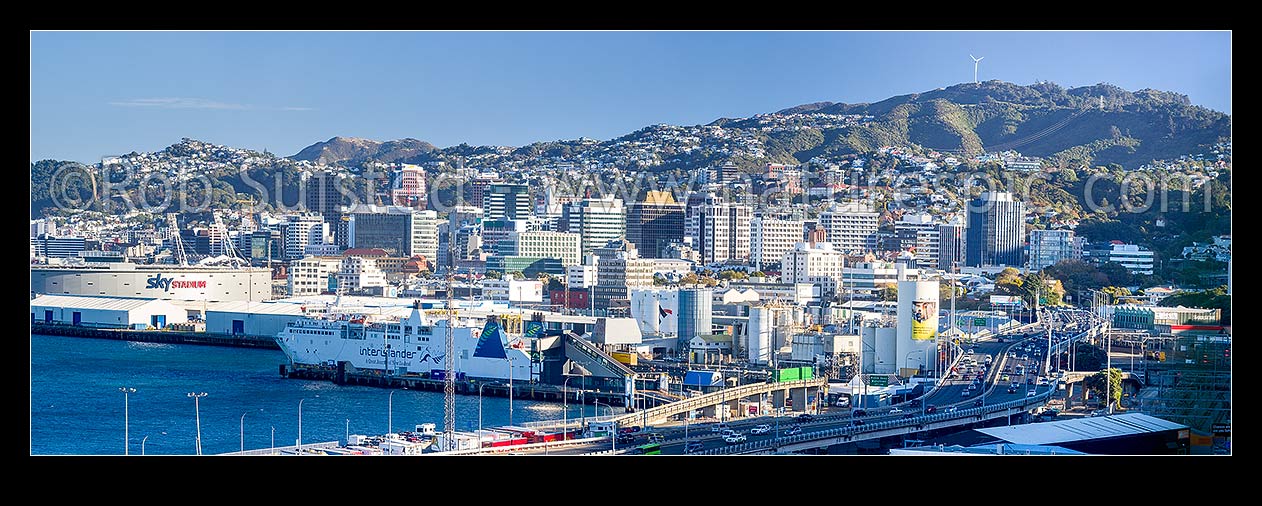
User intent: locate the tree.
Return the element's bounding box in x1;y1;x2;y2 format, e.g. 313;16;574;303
1100;286;1131;301
940;280;963;303
1073;342;1107;371
750;271;766;278
995;267;1023;296
1083;368;1123;410
484;270;503;280
719;270;747;281
679;272;699;286
879;284;898;302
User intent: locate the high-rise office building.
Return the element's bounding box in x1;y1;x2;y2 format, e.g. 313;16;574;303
820;200;879;254
483;183;532;221
781;240;845;298
304;171;344;228
966;192;1026;267
685;193;752;265
592;239;655;311
390;164;427;209
626;191;685;259
282;214;330;260
501;230;582;266
346;205;436;258
938;218;966;271
751;216;806;270
562;197;626;257
1028;229;1076;272
894;213;941;270
467;174;502;209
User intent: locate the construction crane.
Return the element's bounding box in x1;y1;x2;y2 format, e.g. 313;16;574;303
443;208;457;450
211;211;247;268
166;213;188;266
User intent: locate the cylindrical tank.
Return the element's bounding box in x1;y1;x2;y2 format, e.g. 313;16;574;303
897;280;940;374
747;306;774;365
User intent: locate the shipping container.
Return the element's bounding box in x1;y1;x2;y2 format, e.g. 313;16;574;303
611;351;639;366
776;366;813;382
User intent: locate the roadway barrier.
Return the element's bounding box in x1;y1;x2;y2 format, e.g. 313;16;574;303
696;320;1111;455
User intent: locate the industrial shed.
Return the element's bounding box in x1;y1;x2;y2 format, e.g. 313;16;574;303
31;294;188;329
205;301;309;338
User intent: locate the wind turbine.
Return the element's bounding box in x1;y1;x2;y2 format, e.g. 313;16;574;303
970;54;984;84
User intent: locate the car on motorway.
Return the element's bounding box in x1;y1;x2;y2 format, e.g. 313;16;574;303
1001;374;1010;382
711;423;730;433
908;399;922;408
783;426;802;436
796;413;815;422
684;441;704;453
889;408;904;414
1038;377;1050;386
646;433;665;443
924;405;938;414
723;433;747;444
616;434;636;444
946;406;958;413
1007;386;1017;394
852;419;865;426
1027;377;1035;385
1026;390;1037;397
961;389;972;397
721;429;738;438
973;399;984;407
750;424;771;435
852;408;868;417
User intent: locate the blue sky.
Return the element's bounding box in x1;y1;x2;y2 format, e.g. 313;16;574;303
30;31;1231;163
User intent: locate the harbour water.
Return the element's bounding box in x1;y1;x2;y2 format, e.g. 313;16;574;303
31;334;590;455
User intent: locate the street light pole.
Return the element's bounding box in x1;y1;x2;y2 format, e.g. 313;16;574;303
240;412;248;454
562;376;572;441
346;419;350;445
119;387;135;455
388;390;395;435
506;355;515;427
141;435;149;456
187;392;207;455
270;426;275;455
478;383;487;435
297;398;305;448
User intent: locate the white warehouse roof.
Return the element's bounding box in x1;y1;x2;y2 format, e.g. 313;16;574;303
976;413;1186;446
31;294;169;311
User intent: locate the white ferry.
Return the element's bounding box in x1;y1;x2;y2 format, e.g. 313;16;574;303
275;302;532;381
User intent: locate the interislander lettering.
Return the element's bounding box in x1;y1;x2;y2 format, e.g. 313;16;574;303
359;347;417;360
